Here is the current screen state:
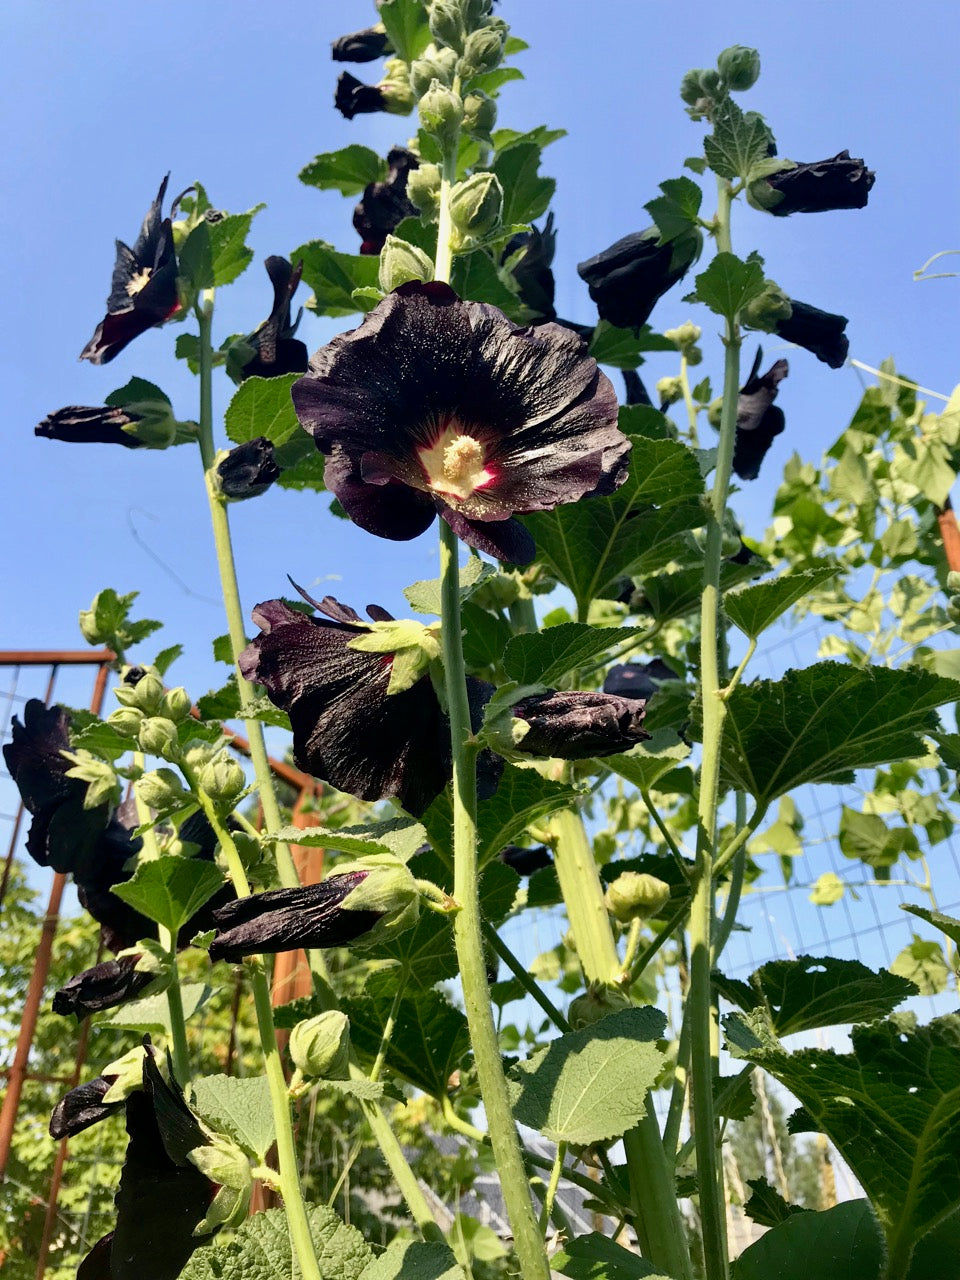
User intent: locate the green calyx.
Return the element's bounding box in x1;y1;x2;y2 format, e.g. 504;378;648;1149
379;234;435;292
605;871;672;923
337;855;421;946
61;750;120;810
347;618;442;695
419;78;464;145
188;1133;253;1234
740;278;793;330
449;172;503;249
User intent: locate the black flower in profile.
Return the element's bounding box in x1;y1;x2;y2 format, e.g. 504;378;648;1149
291;282;627;566
80;175;181;365
604;658;680;702
53;954;155;1021
216;438;280;501
335;71;389;119
240;592;500;815
50;1075;121;1141
774;300;848;369
499;845;553;877
752;151;875;216
512;690;650;759
332;26;391;62
732;351;789;481
229;256;308;382
503;212;557;320
35;405;144;448
577;227;702;330
353;148;419;255
622;370;653;407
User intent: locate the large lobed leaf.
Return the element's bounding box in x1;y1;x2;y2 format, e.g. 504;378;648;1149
503;623;647;687
181;1204;372;1280
190;1074;274;1162
342;986;469;1099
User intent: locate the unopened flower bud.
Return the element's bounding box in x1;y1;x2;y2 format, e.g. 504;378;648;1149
680;68;707;106
605;871;672;923
657;376;684;408
182;741;216;773
410;46;458;95
419;79;463;144
379;234;435;291
115;672;165;715
699;68;722;95
188;1133;253;1233
461;0;494;26
107;706;145;737
160;687;193;722
718;45;761;92
450;172;503;247
429;0;466;52
512;690;649;760
407;163;443;220
216;439;280;502
568;984;632;1030
948;571;960;592
380;59;415;116
78;608;105;645
707;396;724;431
741;280;793;332
197;757;246;808
289;1010;352;1079
138;716;180;760
664;321;702;352
136;767;188;813
458;25;504;80
462;89;497;140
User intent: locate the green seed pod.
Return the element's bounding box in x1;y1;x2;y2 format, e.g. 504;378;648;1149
680;68;708;106
197;757;246;808
428;0;466;52
407;162;443;221
379;234;435;292
136;767;188;812
568;984;632;1030
449;172;503;247
288;1010;352;1079
947;571;960;592
138;716;180;760
106;707;145;737
605;871;672;923
462;89;497;140
458;24;504;80
718;45;761;92
656;376;684;408
699;68;722;95
418;79;463;145
78;607;106;646
160;686;193;723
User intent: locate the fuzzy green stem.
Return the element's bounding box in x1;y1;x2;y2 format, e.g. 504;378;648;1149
679;354;701;447
551;807;621;985
626;901;690;984
538;1141;567;1232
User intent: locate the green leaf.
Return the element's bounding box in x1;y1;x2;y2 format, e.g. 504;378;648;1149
376;0;431;62
732;1200;883;1280
223;372;308;478
703;99;776;182
693;252;765;319
71;719;130;763
299;145;387;195
588;322;674;370
554;1232;670;1280
638;557;763;625
343;988;469;1099
266;817;426;861
715;1071;755;1122
713;955;916;1036
901;903;960;947
471;66;524;95
181;1204;373;1280
179;205;265;290
492;125;565;152
294;239;382;317
105;376;171;410
645;176;703;243
725;564;838;638
509;1007;666;1144
603;728;692;792
451;248;525;317
111;858;225;936
839;807;920;873
711;663;960;807
809;871;845;905
153;644;183;677
891;437;957;507
190;1074;275;1161
743;1176;809;1228
404;556;494;616
361;1239;466;1280
503;624;645;687
100;982;210;1033
890;936;950;995
493;142;555;226
462;601;514;676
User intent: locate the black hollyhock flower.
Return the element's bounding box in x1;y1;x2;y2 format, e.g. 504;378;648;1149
80;175;181;365
291;282;627;566
604;659;680;702
499;844;554;877
353;148;419;255
336;71;389;119
239;593;500;815
216;438;281;500
503;213;557;320
50;1076;121;1140
512;690;650;759
622;370;653;407
53;954;155;1021
332;26;391;62
577;227;702;330
733;352;789;481
36;405;144;448
231;257;309;382
774;300;849;369
753;151;875;216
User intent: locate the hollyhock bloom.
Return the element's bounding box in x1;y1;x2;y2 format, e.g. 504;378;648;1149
499;844;553;877
50;1076;120;1141
604;659;680;702
752;151;875;216
353;147;419;255
216;438;280;501
774;300;848;369
577;227;701;330
335;65;415;120
503;212;557;320
733;353;789;480
80;175;181;365
240;592;500;814
332;26;391;62
512;690;649;759
230;256;308;382
291;282;627;565
35;405;144;448
53;954;155;1021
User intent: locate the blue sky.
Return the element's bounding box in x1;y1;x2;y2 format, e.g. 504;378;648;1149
1;0;957;702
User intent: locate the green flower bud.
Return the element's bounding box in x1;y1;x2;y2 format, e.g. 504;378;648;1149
707;396;724;431
946;571;960;592
429;0;466;52
418;79;463;144
449;172;503;248
407;163;443;220
699;68;722;95
379;234;435;292
462;89;497;140
78;607;105;645
106;706;145;737
605;871;672;923
458;24;504;80
288;1010;352;1079
740;280;793;332
189;1133;252;1233
656;376;684;408
663;321;702;352
410;46;459;94
568;984;632;1030
197;757;246;808
462;0;494;25
718;45;761;92
680;68;708;106
182;740;217;773
138;716;180;760
380;59;415;116
159;686;193;723
114;671;165;715
136;767;188;813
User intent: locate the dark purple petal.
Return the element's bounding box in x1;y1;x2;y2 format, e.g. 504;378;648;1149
353;148;419;255
233;257;309;381
774;301;848;369
324;446;439;541
513;689;650;759
53;955;154;1021
622;370;653;407
36;406;144;448
577;227;701;329
759;151;875;216
733;353;789;481
439;506;536;565
332;26;391;61
604;660;680;701
216;438;281;500
335;72;388;119
499;845;553;877
50;1076;121;1140
502;212;556;319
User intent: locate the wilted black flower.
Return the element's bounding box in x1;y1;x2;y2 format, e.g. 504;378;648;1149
36;405;144;448
216;438;280;501
499;844;554;877
604;659;680;702
291;282;627;565
354;147;419;254
53;954;155;1021
503;212;556;320
752;151;875;216
230;257;308;382
240;593;500;815
512;690;650;759
577;227;702;330
732;352;789;480
774;300;848;369
80;174;181;365
332;26;391;62
51;1076;121;1140
335;71;389;118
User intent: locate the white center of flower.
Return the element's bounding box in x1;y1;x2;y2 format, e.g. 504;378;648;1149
126;267;153;297
419;424;493;501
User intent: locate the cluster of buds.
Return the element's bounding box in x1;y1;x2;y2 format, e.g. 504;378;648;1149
680;45;761;120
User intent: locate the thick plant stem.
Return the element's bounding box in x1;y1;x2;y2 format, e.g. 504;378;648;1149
439;522;551;1280
689;177;741;1280
550;808;621;985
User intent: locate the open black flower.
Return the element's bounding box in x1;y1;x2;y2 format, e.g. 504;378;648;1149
577;227;702;330
53;954;155;1021
604;658;680;702
332;26;391;62
216;438;281;500
230;257;308;382
732;352;789;481
512;690;650;759
291;282;627;566
752;151;875;216
353;148;419;255
80;175;181;365
503;213;557;320
240;592;500;815
36;405;144;448
774;300;848;369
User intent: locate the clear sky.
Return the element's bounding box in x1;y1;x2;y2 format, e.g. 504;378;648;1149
2;0;958;702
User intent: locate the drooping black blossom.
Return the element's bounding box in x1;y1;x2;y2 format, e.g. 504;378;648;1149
577;227;702;330
230;257;308;382
335;71;389;119
36;405;144;448
291;282;627;566
50;1076;121;1140
752;151;875;216
502;213;557;319
499;845;554;877
332;26;391;62
512;690;650;759
53;955;155;1021
240;593;500;815
732;352;789;481
774;300;849;369
80;175;181;365
622;370;653;407
216;438;280;501
354;148;419;255
604;659;680;702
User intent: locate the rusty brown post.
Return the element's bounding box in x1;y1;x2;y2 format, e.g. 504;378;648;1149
937;497;960;573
